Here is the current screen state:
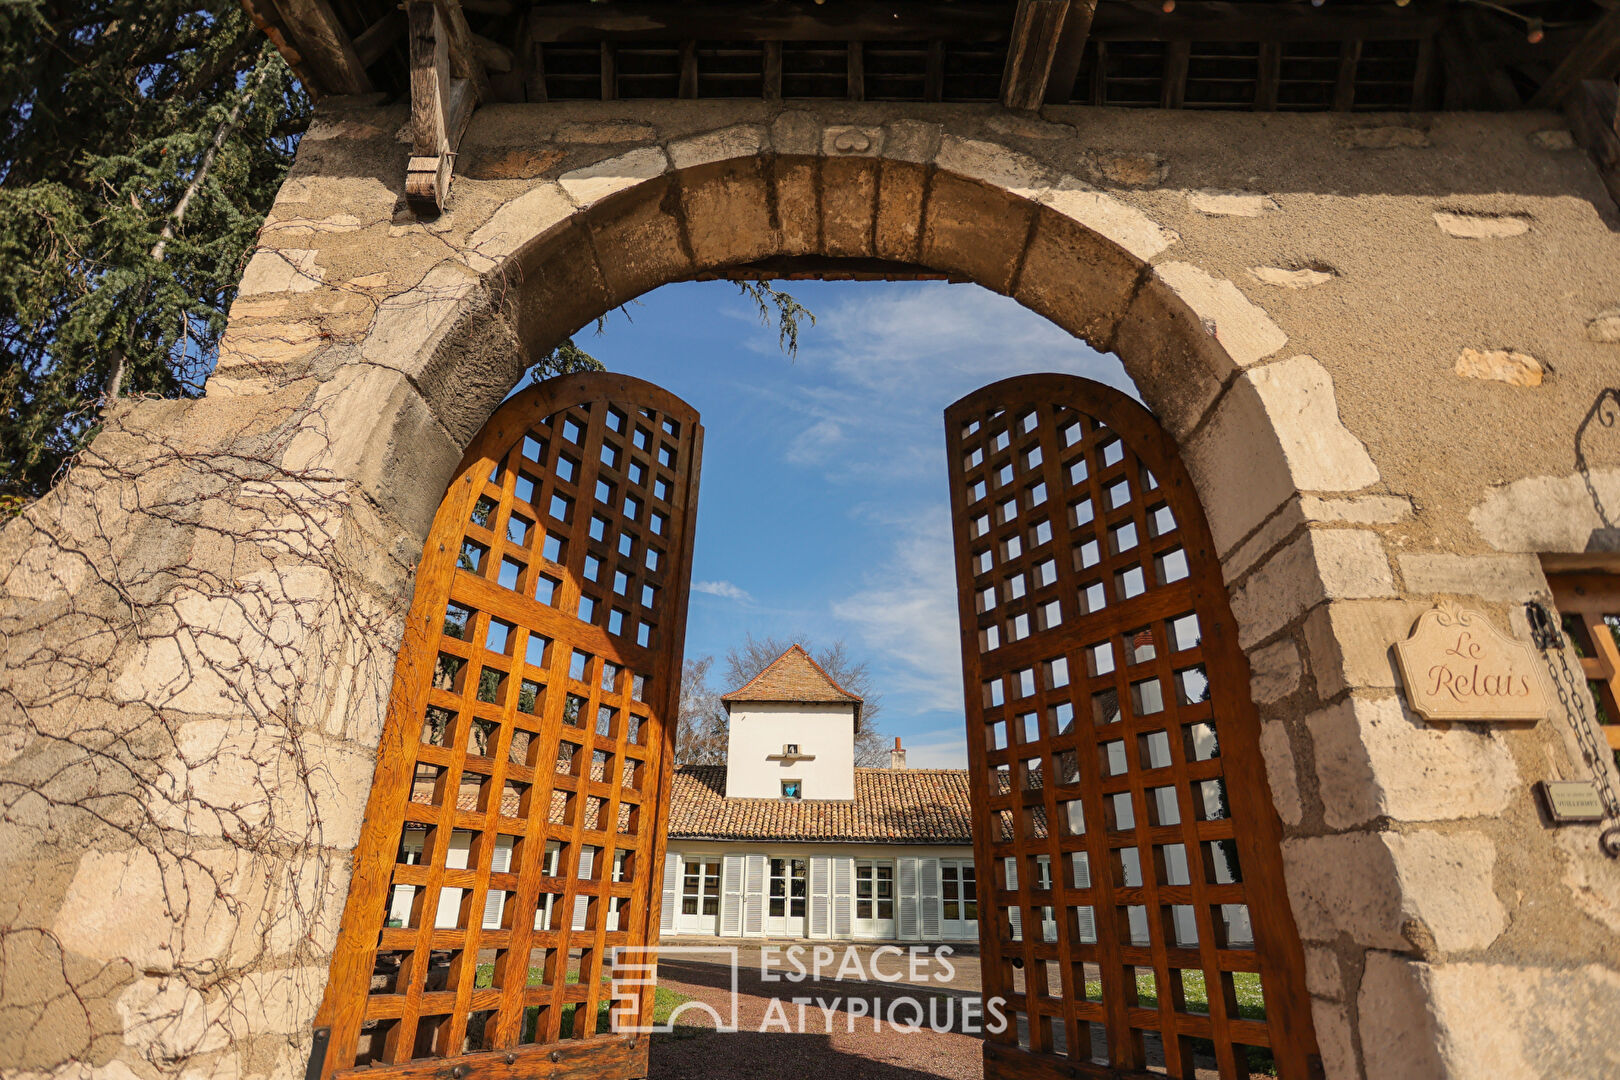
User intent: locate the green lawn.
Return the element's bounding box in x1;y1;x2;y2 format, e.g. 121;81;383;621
1105;969;1266;1020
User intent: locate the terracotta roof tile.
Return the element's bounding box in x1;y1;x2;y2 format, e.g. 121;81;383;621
720;645;863;713
666;765;973;844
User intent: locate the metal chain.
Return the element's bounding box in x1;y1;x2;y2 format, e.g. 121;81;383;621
1531;602;1620;857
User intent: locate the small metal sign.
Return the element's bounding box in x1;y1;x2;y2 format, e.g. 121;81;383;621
1538;780;1605;823
1394;602;1550;722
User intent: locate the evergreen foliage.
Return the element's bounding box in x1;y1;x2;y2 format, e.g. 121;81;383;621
1;1;307;499
0;2;814;506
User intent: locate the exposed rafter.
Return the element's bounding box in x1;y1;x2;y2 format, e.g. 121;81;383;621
406;0;485;215
1002;0;1098;111
1531;8;1620;107
275;0;372;95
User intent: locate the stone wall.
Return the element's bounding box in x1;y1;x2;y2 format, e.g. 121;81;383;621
3;98;1619;1080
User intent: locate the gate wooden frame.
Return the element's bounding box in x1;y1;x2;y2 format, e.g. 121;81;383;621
313;373;703;1080
944;374;1317;1080
1548;570;1620;749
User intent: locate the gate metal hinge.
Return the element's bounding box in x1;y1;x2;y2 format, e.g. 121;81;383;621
305;1026;331;1080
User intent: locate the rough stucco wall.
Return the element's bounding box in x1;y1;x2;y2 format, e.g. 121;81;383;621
3;98;1619;1080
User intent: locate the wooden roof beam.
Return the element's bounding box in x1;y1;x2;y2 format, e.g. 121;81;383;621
406;0;485;216
1003;0;1093;111
1531;9;1620;107
274;0;373;95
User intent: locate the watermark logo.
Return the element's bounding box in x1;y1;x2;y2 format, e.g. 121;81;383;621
611;944;742;1034
610;944;1007;1037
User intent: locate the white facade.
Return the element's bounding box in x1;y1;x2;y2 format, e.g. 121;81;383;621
661;841;977;942
722;701;857;800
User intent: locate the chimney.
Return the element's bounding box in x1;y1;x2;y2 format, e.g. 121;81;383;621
890;736;907;770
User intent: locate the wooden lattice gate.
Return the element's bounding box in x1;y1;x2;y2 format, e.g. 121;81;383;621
314;373;702;1080
944;375;1319;1080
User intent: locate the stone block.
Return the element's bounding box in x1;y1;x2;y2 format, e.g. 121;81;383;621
920;173;1032;295
1306;696;1519;827
1303;600;1423;698
464;182;576;271
1250;639;1303;704
1397;552;1546;603
1184;382;1292;556
666;123;767;171
1301;495;1413;525
1284;829;1504;953
1469;468;1620;553
360;262;479;374
678;156;778;269
1229;531;1395;650
769;110;822;157
558;146;668;207
1259;720;1303;826
281;363;464;538
1356;954;1446;1080
237;249;324;295
1247;355;1381;493
1152;262;1287;368
874;159;926;264
215;323;325;377
1108;275;1231;442
935;135;1054;199
1434;210;1530;238
1012;206;1143;350
1353;957;1620;1080
1220;498;1304;585
821;156;879;259
1039;181;1177;262
1304;946;1343;999
1311;999;1358;1080
770;156;820;257
1187;189;1279;217
508;221;612;353
586;176;693;307
1250;265;1335;289
882;119;942;165
1454;347;1543;387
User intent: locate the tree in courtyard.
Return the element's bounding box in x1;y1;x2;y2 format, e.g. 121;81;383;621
721;633;889;766
673;656;729;766
0;1;812;505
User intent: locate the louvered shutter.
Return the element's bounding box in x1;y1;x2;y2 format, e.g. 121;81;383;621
482;838;513;929
832;858;854;938
743;855;767;937
1076;906;1097;944
659;852;679;935
919;858;942;940
1005;857;1022;941
897;857;920;940
720;855;744;937
809;857;832;939
437;830;473;929
573;847;595;930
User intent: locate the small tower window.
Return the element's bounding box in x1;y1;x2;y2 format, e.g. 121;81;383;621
781;779;803;800
784;743;799;756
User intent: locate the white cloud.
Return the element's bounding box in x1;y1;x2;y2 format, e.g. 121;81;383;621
830;507;965;713
693;580;753;603
766;282;1134;485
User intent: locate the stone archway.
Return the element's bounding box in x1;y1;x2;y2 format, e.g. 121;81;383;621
11;101;1616;1080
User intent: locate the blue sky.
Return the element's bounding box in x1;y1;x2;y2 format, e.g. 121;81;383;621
554;279;1134;768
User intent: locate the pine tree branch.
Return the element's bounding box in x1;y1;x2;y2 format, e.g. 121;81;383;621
103;56;272;407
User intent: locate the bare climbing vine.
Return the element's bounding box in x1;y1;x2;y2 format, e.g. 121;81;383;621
0;388;412;1078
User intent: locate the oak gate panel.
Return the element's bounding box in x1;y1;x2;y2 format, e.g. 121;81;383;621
944;375;1318;1080
314;373;703;1080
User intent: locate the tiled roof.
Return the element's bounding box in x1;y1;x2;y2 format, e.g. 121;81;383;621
720;645;863;718
667;765;973;845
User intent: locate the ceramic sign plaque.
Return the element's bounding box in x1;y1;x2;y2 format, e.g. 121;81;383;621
1394;603;1550;722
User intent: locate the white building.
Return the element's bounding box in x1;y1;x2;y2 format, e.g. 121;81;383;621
662;645;978;942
